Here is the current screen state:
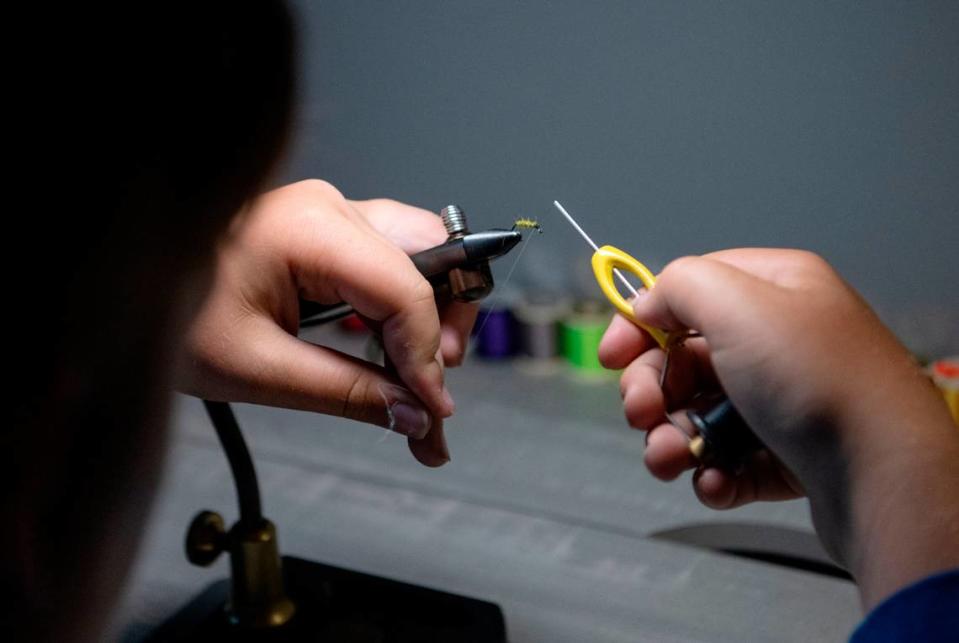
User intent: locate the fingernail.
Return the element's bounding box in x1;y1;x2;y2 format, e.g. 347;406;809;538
439;434;451;463
631;288;649;309
441;386;455;416
378;383;432;439
390;402;432;439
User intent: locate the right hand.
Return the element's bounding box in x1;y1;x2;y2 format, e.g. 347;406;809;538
598;248;959;609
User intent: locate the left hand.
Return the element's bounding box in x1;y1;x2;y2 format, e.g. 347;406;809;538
176;180;478;466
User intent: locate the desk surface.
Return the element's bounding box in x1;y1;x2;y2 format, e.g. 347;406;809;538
111;329;861;642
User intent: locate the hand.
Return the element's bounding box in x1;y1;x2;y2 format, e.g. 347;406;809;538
176;180;478;467
599;248;959;608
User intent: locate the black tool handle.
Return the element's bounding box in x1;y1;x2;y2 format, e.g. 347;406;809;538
687;397;765;472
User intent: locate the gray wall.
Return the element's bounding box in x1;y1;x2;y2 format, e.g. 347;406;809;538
281;1;957;356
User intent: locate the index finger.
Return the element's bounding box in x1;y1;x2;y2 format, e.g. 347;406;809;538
351;198;480;367
349;198;448;254
294;213;454;420
598;309;658;370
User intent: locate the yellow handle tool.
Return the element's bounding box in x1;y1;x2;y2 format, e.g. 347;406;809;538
553;200;676;348
556;200;764;472
590;245;671;349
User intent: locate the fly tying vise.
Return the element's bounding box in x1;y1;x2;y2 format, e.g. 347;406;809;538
299;205;525;326
553;200;764;472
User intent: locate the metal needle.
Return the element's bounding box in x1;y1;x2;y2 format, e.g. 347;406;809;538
553;200;638;297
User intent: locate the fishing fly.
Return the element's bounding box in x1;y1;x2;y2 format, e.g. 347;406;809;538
512;218;543;234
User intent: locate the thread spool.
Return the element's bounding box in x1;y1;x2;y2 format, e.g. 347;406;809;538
560;302;611;377
473;306;517;359
512;297;569;376
514;297;570;359
338;313;368;334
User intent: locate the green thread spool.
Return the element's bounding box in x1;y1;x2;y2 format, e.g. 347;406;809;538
560;312;608;373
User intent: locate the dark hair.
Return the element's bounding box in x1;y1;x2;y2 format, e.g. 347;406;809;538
3;3;295;640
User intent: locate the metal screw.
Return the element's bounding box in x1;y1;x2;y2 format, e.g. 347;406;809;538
440;204;468;237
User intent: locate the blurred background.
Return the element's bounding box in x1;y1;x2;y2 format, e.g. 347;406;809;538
282;0;957;356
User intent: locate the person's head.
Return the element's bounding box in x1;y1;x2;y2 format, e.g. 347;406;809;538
5;3;295;639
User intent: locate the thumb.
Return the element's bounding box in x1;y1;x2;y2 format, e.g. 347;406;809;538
632;256;777;346
185;316;450;466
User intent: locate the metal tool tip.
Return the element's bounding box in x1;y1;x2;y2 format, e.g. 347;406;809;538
552;200;599;251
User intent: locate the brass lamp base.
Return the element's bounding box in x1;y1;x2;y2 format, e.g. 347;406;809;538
145;555;507;643
161;402;506;642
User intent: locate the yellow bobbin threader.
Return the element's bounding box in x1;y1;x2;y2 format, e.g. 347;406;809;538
590;245;670;349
